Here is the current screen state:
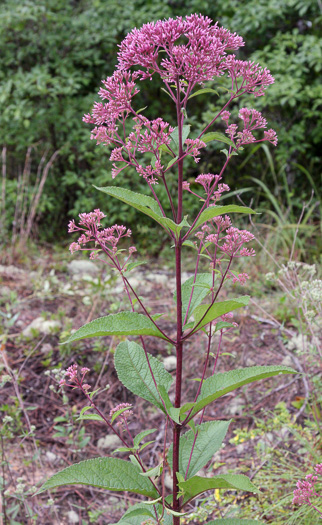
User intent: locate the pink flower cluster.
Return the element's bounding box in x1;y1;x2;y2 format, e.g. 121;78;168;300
222;107;278;148
110;403;133;430
83;71;139;146
68;209;134;262
293;464;322;517
196;222;255;259
225;57;274;97
110;403;133;421
117;14;244;84
184;138;207;163
83;14;276;187
183;173;229;202
59;364;91;393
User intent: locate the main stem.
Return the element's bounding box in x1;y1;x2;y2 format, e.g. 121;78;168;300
172;80;184;525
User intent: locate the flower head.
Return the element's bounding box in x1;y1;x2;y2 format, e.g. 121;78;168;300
117;15;244;85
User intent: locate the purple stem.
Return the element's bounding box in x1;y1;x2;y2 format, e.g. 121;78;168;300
183;243;203;326
172;77;184;525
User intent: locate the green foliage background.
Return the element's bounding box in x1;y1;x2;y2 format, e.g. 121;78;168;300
1;0;321;248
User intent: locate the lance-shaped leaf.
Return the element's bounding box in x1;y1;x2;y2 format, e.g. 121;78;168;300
170;124;191;151
191;205;256;233
114;340;173;411
94;186;173;234
188;88;219;99
174;273;214;323
181;365;296;418
191;296;250;333
62;312;167;345
202;132;235;148
168;420;231;478
179;473;259;503
206;518;263;525
38;457;158;498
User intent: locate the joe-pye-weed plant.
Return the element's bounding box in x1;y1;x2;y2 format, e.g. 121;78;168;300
38;15;297;524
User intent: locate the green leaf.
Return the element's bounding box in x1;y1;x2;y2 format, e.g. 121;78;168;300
123;260;147;273
133;429;157;449
207;519;262;524
77;414;104;422
182;365;296;419
191;205;256;233
202;132;235;148
94;186;173;234
159;143;175;157
166;156;179;169
62;311;167;344
174;273;214;323
114;340;173;411
179;473;259;503
168;420;231;478
170;125;191;151
188;88;220;99
38;457;158;498
158;216;189;237
116;503;172;525
192;297;250;332
139;463;162;478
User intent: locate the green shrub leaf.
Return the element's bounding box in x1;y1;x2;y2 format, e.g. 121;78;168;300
62;312;167;344
38;457;158;498
94;186;174;234
206;518;263;525
181;365;296;418
191;205;256;233
114;340;173;411
179;473;259;502
168;420;231;478
202;132;236;147
188;88;220;99
191;296;250;332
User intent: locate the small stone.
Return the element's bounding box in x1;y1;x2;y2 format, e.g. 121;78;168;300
163;355;177;372
67;510;79;523
164;472;173;490
245;357;256;366
149;273;168;285
22;318;61;338
281;355;294;367
41;343;53;354
226;397;244;415
67;260;99;276
108;496;119;504
46;451;57;462
97;434;122;450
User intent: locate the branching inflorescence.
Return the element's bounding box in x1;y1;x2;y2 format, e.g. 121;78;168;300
41;14;296;525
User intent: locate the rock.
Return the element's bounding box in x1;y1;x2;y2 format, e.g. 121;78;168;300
164;472;173;490
41;343;53;354
163;355;177;371
67;510;79;524
97;434;122;450
67;260;99;276
46;451;57;462
245;357;256;366
226;397;244;415
149;273;169;286
22;318;61;338
0;285;11;296
0;265;26;279
281;355;294;367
